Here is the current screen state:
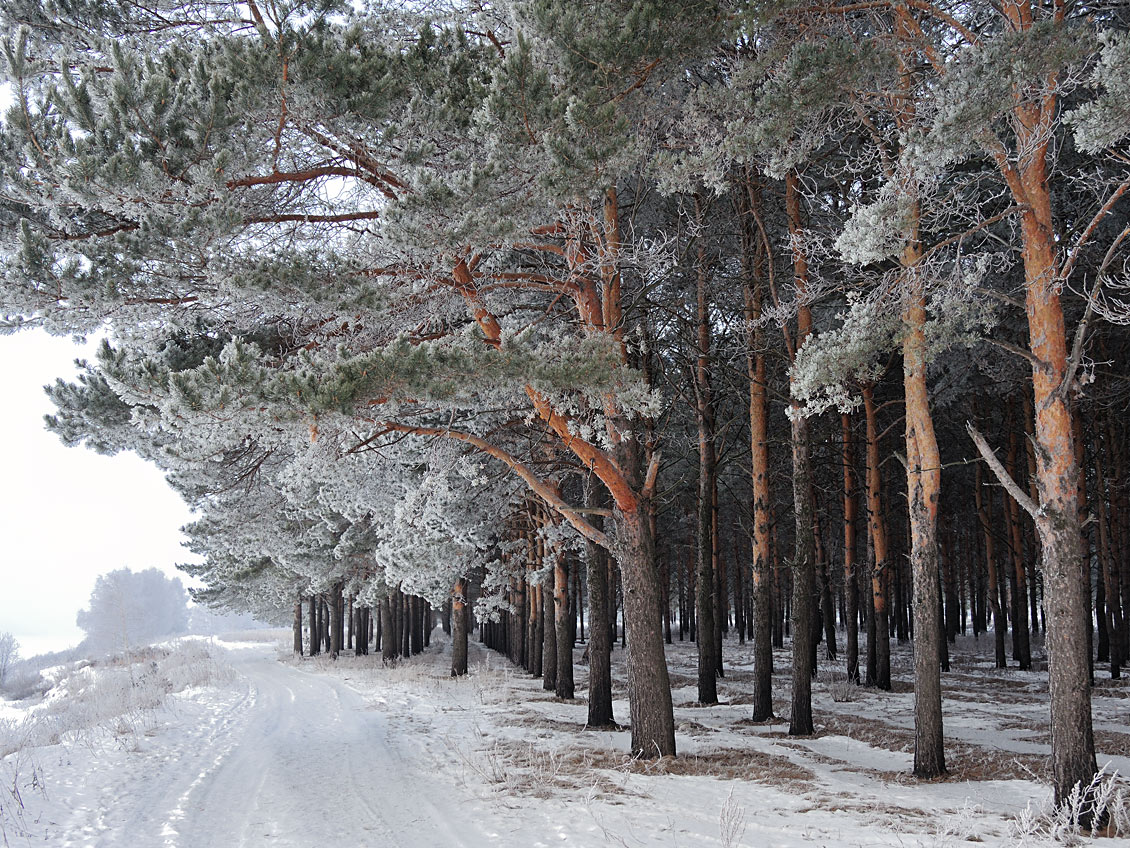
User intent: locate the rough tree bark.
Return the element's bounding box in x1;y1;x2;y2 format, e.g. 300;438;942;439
842;413;860;683
451;577;468;677
555;555;574;699
585;474;615;728
786;172;817;737
863;385;892;690
740;174;775;721
902;252;946;778
971;0;1098;811
617;501;676;757
693;194;719;705
543;568;558;691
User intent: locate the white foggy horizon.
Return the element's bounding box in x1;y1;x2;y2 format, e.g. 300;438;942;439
0;330;202;660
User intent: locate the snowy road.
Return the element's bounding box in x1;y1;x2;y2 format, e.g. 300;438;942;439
11;634;1079;848
76;645;471;848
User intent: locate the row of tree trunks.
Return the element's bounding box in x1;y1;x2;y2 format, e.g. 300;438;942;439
476;500;587;701
293;585;430;663
298;587;344;658
305;171;1098;794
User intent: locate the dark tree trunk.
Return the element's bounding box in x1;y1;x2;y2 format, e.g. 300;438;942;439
329;583;343;659
976;463;1008;669
865;554;878;686
293;594;303;656
382;596;397;664
617;503;676;757
816;512;838;662
309;595;319;656
903;251;946;779
375;602;383;652
864;386;892;690
585;475;615;728
411;595;424;656
713;481;725;673
555;555;574;699
695;419;719;703
1006;419;1032;670
662;555;673;645
789;412;816;736
401;591;411;658
575;562;584;645
531;584;544;678
842;413;860;683
451;578;468;677
543;575;558;691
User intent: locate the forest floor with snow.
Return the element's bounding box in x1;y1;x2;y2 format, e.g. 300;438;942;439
2;629;1130;847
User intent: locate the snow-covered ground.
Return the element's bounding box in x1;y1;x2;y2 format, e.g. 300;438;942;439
2;630;1129;847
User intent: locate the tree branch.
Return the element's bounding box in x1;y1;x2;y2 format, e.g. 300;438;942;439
1059;222;1130;399
375;421;611;548
966;422;1040;519
1060;178;1130;284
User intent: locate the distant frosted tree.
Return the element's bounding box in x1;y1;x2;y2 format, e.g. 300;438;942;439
76;568;189;653
0;632;19;685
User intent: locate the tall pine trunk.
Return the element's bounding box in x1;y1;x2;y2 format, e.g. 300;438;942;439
693;194;719;705
451;577;468;677
328;583;342;659
741;177;775;720
903;257;946;778
543;571;558;691
617;502;676;756
842;413;860;683
585;474;615;728
786;173;816;736
984;10;1098;808
555;556;575;699
293;594;303;656
864;386;892;690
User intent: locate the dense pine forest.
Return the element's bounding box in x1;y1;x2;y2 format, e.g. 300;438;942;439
2;0;1129;826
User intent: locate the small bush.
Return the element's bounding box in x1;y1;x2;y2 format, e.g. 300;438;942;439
1010;767;1130;844
0;670;50;702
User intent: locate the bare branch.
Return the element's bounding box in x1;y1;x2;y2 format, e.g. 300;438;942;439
966;422;1040;519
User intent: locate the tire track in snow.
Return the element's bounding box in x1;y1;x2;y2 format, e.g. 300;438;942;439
159;682;260;846
150;645;471;847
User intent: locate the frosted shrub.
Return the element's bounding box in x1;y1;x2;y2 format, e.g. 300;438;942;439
11;641;230;754
829;678;857;703
719;787;747;848
0;719;48;844
1010;768;1129;845
931;800;985;845
160;640;234;692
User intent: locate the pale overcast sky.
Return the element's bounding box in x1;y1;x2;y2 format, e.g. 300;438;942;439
0;330;201;657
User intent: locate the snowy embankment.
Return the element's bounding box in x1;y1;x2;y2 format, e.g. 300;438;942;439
2;632;1128;847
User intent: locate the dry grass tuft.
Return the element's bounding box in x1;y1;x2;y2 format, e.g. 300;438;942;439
594;747;816;789
944;746;1049;782
817;714;915;752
